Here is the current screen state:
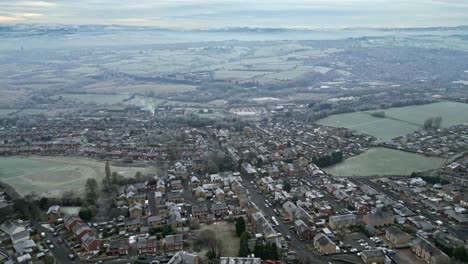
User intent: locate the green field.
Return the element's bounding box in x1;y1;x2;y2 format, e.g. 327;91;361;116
316;102;468;139
325;147;445;176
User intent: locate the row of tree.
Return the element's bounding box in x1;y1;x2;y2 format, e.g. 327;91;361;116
435;238;468;261
423;116;442;130
254;243;279;260
312;151;344;167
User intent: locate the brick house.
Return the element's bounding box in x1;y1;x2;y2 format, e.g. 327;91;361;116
107;239;130;256
164;234;183;252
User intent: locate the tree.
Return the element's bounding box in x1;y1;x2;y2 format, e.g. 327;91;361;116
424;116;443;130
78;207;93;221
453;247;468;261
282;180;291;192
38;197;49;211
239;231;251;257
235;217;246;237
84;178;99;204
195;229;222;258
102;161;112;192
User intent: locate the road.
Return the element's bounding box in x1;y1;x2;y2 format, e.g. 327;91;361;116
243;177;331;264
357;178;468;240
35;222;77;264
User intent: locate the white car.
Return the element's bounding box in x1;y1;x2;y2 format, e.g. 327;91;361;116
40;232;46;238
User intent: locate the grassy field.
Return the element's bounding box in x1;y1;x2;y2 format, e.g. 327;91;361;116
325;147;445;176
317;102;468;139
0;157;156;197
214;70;271;80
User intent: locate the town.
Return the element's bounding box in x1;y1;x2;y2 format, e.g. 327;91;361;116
0;100;467;264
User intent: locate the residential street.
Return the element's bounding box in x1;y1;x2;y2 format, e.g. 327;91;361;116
243;177;331;264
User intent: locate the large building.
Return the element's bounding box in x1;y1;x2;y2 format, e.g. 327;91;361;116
328;214;357;229
362;210;394;227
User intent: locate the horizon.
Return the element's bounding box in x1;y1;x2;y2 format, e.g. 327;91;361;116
1;0;468;29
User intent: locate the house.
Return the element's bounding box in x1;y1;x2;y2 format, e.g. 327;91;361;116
83;235;103;251
0;220;26;236
64;216;82;231
129;202;143;218
46;205;61;223
13;240;36;255
362;210;394;227
154;191;163;205
171;180;183;191
168;251;200;264
137;236;158;254
72;223;92;242
148;216;164;228
361;249;386;264
411;238;451;264
107;239;130;256
220;257;261;264
165;234;184;252
215;188;225;201
11;229;30;245
283;201;297;220
128;193;146;204
190;176;200;188
328;214;357;229
194;186;206;199
167;192;183;203
386;226;411;246
211;203;228;216
294;219;316;240
313;233;336;255
192;205;208;219
124;218;141;232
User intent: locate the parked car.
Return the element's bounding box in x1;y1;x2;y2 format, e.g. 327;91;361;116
40;232;46;238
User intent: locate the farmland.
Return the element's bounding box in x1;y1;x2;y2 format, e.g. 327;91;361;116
316;102;468;139
0;157;156;197
325;147;445;177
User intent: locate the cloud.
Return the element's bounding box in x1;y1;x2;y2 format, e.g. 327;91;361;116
17;1;57;7
16;12;44;18
0;16;22;22
0;0;467;28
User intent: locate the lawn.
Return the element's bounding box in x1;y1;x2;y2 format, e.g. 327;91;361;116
0;157;156;197
325;147;445;177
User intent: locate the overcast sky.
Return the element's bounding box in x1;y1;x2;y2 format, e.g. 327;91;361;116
1;0;467;28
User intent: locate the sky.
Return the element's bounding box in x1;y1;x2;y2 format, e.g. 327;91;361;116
0;0;468;29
